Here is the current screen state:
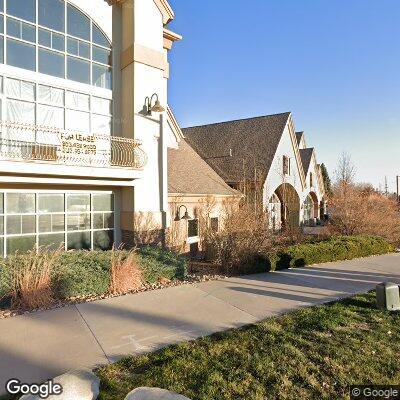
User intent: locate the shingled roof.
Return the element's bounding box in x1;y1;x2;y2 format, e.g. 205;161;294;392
168;140;240;196
296;131;304;146
299;148;314;175
183;112;291;183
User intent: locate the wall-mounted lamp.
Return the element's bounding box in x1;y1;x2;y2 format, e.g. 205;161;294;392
145;93;165;115
174;205;191;221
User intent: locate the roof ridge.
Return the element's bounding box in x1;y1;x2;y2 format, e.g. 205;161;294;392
182;111;291;130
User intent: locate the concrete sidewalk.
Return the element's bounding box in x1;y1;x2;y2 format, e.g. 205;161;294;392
1;253;399;394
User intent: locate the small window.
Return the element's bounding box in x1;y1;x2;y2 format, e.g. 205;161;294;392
38;0;65;33
67;4;90;41
38;85;64;106
310;172;314;187
0;15;3;34
283;155;289;175
210;217;219;233
67;194;90;212
188;219;199;238
7;39;36;71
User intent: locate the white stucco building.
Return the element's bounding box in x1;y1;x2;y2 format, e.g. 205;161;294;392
183;113;326;230
0;0;183;256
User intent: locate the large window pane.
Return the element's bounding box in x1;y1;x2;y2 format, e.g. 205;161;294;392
67;194;90;212
0;216;3;235
66;91;89;111
92;46;111;65
37;104;64;129
39;48;65;79
93;25;110;48
7;18;36;43
93;194;113;211
6;100;35;126
6;39;36;71
7;0;36;23
6;79;35;101
93;230;113;251
39;233;65;251
92;64;112;90
67;231;91;250
38;194;64;213
6;193;35;214
38;0;65;32
92;97;112;115
38;85;64;106
67;4;90;41
7;235;36;254
0;0;3;13
0;193;3;213
67;56;90;84
65;109;89;132
92;114;111;135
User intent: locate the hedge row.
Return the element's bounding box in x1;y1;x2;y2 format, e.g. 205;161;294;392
0;247;187;300
237;235;395;275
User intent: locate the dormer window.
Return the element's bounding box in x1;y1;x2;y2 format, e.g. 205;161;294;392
283;155;290;175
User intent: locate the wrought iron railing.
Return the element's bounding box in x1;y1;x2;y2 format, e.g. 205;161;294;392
0;121;147;169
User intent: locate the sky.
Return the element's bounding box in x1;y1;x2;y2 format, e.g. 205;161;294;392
167;0;400;192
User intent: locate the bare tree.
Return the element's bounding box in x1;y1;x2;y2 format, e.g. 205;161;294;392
334;152;356;185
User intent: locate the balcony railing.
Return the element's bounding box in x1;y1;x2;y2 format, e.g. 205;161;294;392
0;121;147;169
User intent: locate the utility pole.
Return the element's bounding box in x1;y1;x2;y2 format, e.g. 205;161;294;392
384;176;388;197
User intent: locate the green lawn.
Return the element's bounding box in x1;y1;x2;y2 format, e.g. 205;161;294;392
97;292;400;400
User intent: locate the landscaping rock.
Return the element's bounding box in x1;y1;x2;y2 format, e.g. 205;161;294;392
125;387;191;400
20;370;100;400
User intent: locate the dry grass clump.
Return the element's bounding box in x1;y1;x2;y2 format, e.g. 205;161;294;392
329;183;400;244
109;249;143;294
8;247;61;310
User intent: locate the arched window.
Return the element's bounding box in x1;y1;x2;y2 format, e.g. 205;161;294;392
0;0;112;89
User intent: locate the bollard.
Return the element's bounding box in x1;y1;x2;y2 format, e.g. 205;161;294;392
376;282;400;311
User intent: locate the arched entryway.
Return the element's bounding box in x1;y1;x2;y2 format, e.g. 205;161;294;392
302;191;319;226
272;183;301;228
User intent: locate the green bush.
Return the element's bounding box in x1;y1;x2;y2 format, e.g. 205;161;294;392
274;235;394;270
0;247;188;303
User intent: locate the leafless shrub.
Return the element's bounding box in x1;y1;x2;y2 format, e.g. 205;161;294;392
203;199;273;272
329;183;400;244
109;249;143;294
9;246;62;310
133;212;161;246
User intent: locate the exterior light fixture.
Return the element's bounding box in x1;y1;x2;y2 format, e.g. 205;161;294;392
174;205;191;221
145;93;165;115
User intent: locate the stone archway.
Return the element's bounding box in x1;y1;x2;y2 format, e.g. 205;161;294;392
273;183;301;228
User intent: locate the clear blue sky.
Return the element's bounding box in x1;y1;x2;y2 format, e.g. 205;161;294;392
167;0;400;192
